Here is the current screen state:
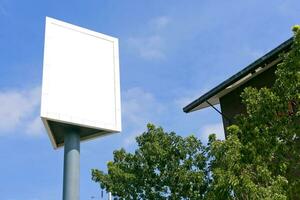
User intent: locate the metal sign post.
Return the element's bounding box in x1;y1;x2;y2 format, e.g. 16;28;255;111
63;131;80;200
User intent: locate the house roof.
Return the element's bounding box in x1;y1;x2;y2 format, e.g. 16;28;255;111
183;37;293;113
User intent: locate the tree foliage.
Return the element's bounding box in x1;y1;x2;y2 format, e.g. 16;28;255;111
207;26;300;199
92;124;207;199
92;27;300;199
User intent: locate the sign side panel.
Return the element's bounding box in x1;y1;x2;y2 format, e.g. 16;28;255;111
113;39;122;132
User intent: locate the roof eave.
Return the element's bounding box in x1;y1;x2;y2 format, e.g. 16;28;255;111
183;37;293;113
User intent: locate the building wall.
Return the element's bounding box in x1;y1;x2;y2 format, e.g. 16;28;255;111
220;65;277;136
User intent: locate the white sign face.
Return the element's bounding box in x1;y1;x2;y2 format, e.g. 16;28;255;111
41;17;121;148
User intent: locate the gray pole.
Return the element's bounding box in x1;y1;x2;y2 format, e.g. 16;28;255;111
63;131;80;200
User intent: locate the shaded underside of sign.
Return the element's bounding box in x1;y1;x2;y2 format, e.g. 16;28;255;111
42;118;116;148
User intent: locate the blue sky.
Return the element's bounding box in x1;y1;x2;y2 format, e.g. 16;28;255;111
0;0;299;199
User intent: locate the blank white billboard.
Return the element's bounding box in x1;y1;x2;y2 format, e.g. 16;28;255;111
41;17;121;148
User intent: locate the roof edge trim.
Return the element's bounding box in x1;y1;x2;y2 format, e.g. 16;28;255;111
183;37;293;113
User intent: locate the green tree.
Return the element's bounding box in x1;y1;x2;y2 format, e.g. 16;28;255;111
206;26;300;199
92;124;208;199
92;27;300;199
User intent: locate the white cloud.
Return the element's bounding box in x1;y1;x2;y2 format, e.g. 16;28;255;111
123;127;145;147
0;86;41;135
150;16;170;30
174;94;200;109
122;87;164;146
173;87;209;109
128;35;165;60
127;16;171;60
122;87;164;124
200;123;225;143
25;116;44;137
